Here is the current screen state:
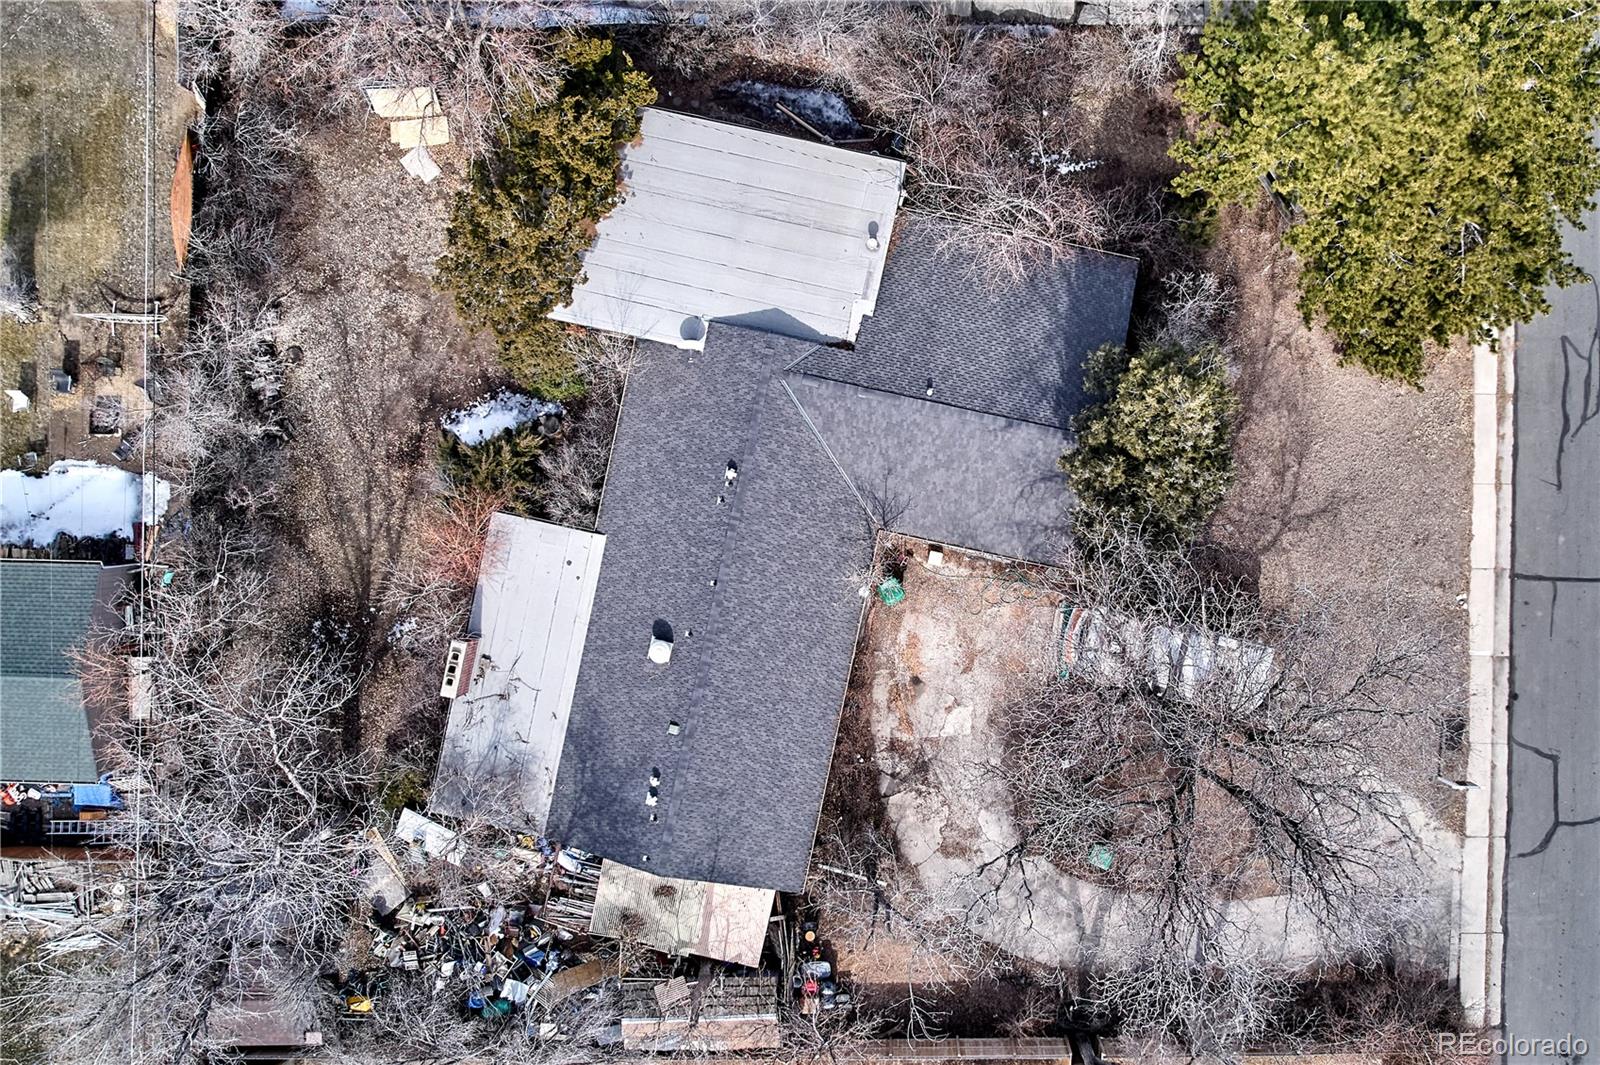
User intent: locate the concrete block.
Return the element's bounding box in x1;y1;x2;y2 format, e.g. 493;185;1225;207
1458;930;1488;1024
1459;835;1489;926
1470;486;1498;568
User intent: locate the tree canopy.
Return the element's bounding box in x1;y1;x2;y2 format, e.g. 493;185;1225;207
1062;343;1236;542
1173;1;1600;383
439;36;655;399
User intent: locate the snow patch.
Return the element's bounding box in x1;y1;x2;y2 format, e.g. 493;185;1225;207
725;82;863;140
441;391;562;446
0;460;173;547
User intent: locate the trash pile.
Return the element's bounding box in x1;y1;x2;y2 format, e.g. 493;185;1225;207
1;858;124;945
793;919;852;1016
344;809;613;1027
0;778;127;846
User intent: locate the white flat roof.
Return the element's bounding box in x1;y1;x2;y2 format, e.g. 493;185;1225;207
430;514;605;830
551;108;905;349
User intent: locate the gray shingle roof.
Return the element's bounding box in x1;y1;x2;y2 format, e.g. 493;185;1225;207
793;219;1138;429
545;219;1136;892
546;329;872;892
785;374;1073;563
0;560;110;783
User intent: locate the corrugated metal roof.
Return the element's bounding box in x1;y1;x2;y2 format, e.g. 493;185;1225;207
550;108;905;349
430;514;606;829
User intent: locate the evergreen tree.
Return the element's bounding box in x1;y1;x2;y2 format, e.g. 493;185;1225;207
438;425;545;514
1062;343;1237;542
440;36;656;398
1173;1;1600;383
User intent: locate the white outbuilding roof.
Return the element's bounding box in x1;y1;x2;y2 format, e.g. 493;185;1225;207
551;107;905;350
430;513;605;829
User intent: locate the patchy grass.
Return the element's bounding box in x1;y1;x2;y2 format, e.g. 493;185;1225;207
0;2;191;469
1;2;149;305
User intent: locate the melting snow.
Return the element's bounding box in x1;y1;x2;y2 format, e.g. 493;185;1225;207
441;391;562;446
0;460;173;546
725;82;863;140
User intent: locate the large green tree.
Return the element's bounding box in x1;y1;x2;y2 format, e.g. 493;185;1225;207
1173;1;1600;383
440;36;655;399
1062;343;1237;542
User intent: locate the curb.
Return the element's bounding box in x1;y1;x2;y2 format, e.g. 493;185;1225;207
1458;330;1513;1029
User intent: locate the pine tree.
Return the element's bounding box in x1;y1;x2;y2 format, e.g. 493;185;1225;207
438;425;545;515
439;36;656;399
1061;343;1237;542
1173;1;1600;383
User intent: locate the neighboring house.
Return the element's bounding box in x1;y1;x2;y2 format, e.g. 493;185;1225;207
435;110;1136;923
0;559;135;785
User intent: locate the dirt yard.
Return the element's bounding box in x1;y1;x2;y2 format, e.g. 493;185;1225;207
271;117;501;754
1206;205;1474;622
1206;204;1474;825
0;1;192;467
831;539;1463;984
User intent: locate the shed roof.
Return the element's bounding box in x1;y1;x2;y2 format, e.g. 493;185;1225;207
430;515;606;828
589;859;775;968
0;560;130;783
550;108;905;350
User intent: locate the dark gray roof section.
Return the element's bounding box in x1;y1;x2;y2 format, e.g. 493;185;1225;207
785;374;1072;564
545;219;1136;894
0;560;131;783
547;328;872;893
793;219;1138;430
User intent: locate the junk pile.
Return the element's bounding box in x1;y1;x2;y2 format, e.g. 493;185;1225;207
0;779;127;846
344;809;611;1028
1;859;123;945
793;919;852;1016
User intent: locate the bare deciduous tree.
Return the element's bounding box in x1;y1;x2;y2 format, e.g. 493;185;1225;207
12;554;371;1065
1144;270;1236;351
536;329;635;530
1;243;39;323
279;0;565;159
999;528;1457;1053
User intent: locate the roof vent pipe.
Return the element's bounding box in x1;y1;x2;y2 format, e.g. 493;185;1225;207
648;637;673;665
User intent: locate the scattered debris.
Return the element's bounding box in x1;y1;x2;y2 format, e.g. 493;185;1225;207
394;808;465;866
401;144;441;183
365;86;451;180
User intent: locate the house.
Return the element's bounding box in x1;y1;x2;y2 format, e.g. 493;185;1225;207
434;108;1136;934
0;559;136;786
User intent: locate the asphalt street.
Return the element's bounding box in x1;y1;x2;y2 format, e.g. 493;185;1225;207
1501;177;1600;1059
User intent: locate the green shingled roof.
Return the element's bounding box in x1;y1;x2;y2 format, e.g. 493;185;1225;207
0;560;106;783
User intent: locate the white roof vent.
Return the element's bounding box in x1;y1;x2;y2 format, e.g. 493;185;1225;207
648;636;673;665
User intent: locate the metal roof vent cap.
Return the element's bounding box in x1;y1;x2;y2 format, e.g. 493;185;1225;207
648;619;675;664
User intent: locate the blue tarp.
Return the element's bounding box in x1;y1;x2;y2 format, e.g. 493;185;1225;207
71;783;118;808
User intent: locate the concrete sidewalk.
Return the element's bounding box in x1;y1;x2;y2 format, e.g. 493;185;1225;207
1457;333;1513;1030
